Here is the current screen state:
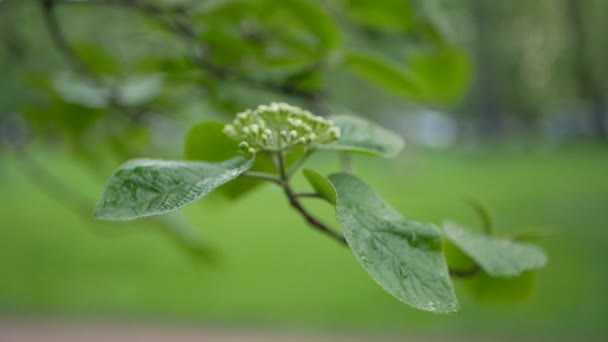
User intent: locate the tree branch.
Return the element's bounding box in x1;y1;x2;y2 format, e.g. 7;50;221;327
39;0;92;75
266;151;347;245
449;265;481;278
241;171;282;184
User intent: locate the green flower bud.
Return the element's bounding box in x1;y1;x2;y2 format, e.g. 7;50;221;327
223;102;341;153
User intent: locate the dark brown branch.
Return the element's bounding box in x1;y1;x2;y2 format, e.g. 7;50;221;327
271;151;347;245
283;182;347;246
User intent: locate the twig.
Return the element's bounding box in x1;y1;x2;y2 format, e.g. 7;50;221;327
286;150;313;178
294;192;324;199
39;0;92;75
241;171;282;184
449;265;481;278
270;151;347;245
339;152;353;173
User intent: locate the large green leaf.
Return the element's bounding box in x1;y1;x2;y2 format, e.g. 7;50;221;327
345;52;425;101
184;121;275;199
328;173;458;313
443;222;547;277
302;169;337;205
317;115;405;158
94;157;254;221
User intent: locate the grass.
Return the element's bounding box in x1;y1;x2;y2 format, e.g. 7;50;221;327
1;144;607;340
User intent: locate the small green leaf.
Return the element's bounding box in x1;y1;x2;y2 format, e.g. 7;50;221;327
444;222;547;277
317;115;405;158
94;157;254;221
184;121;275;199
328;173;458;313
345;51;424;101
302;169;337;205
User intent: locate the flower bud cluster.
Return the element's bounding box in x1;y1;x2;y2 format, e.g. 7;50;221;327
223;102;341;154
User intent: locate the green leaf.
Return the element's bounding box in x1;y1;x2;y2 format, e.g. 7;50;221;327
345;0;416;33
328;173;458;313
444;222;547;277
302;169;337;205
52;73;111;108
116;74;164;107
444;239;477;272
281;0;342;51
184;121;275;199
345;51;424;101
317;115;405;158
408;46;472;104
94;157;254;221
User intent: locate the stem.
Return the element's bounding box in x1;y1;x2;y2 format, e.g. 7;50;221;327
286;150;313;179
40;0;92;75
269;151;347;246
242;171;282;184
294;192;324;199
449;265;481;278
340;153;353;173
283;183;347;246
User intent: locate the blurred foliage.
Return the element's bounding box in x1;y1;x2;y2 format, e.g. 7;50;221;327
0;0;471;161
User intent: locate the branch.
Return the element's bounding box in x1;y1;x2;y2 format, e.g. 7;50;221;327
449;265;481;278
241;171;282;184
269;151;347;245
283;182;347;246
39;0;92;75
294;192;325;199
286;150;313;178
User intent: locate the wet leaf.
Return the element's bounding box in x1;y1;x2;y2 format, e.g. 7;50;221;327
329;173;458;313
94;157;254;221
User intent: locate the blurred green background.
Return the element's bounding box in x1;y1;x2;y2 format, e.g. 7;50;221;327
1;0;607;341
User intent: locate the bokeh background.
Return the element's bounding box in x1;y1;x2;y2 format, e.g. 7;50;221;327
1;0;607;341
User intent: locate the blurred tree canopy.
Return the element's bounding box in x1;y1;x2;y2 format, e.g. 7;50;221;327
0;0;475;255
0;0;606;213
0;0;472;158
2;0;607;158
